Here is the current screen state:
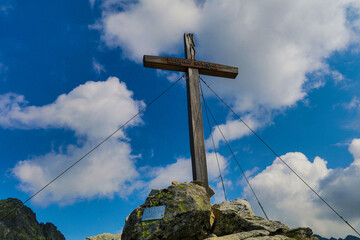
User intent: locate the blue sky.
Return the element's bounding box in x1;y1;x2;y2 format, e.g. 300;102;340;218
1;0;360;239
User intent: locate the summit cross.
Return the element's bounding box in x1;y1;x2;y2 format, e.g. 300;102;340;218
143;33;238;195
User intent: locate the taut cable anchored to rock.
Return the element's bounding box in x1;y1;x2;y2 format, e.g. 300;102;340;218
200;83;269;221
0;75;184;223
200;76;360;237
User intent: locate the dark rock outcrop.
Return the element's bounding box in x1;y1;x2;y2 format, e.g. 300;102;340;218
0;198;65;240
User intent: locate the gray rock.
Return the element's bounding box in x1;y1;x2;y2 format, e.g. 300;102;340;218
122;182;212;240
85;233;122;240
284;228;318;240
205;230;270;239
213;199;255;217
212;200;288;236
87;186;318;240
245;236;292;240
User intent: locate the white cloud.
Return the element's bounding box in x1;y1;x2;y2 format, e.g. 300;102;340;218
349;139;360;161
0;77;144;139
206;115;260;148
12;139;140;206
145;152;229;198
146;158;192;190
331;70;345;83
212;178;232;204
96;0;360;145
243;139;360;237
344;96;360;110
100;0;200;62
0;77;146;205
92;58;106;75
1;75;228;205
156;70;184;84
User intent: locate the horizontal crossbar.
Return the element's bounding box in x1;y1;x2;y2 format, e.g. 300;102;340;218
143;55;238;79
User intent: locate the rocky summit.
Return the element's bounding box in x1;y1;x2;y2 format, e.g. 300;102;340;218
0;198;65;240
121;181;319;240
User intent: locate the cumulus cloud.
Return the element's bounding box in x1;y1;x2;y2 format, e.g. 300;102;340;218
0;77;144;139
206;115;260;148
95;0;360;145
243;139;360;237
145;152;229;200
100;0;200;62
12;139;140;206
0;77;146;205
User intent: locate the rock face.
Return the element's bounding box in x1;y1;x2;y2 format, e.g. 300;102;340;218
0;198;65;240
122;181;213;240
121;181;318;240
85;233;122;240
212;199;288;236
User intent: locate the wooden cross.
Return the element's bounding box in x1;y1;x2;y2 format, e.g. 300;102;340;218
143;33;238;195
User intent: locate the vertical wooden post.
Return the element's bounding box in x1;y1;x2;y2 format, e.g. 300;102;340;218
184;33;209;192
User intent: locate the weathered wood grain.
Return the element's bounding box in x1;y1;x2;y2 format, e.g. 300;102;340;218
184;33;209;193
142;33;238;196
143;55;238;79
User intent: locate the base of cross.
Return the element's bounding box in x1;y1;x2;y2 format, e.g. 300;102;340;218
121;180;316;240
192;180;215;198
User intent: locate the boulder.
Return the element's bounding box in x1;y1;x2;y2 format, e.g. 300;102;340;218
85;233;122;240
122;182;212;240
212;199;288;236
284;228;318;240
205;229;270;239
212;199;255;217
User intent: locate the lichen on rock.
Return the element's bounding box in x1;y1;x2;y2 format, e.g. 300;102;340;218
284;227;318;240
85;232;122;240
212;199;288;236
91;181;319;240
122;182;212;240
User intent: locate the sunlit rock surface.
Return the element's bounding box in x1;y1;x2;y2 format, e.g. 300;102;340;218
85;232;122;240
122;181;213;240
90;181;319;240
